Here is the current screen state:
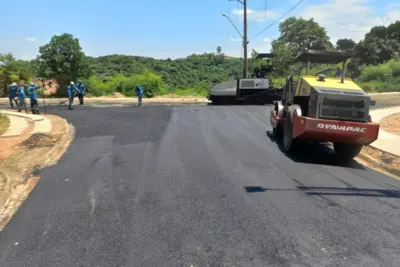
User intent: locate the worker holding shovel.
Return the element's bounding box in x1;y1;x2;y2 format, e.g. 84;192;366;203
27;82;41;114
135;85;144;106
76;80;87;105
17;83;28;113
8;82;18;108
67;82;79;110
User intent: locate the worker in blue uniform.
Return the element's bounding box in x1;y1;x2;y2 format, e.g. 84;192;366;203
17;83;28;113
76;81;87;105
8;82;18;108
68;82;79;110
27;82;41;114
135;85;144;106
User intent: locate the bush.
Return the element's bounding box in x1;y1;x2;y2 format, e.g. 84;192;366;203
85;70;166;97
123;70;165;97
356;57;400;92
359;63;393;82
86;76;114;96
389;58;400;77
359;80;400;93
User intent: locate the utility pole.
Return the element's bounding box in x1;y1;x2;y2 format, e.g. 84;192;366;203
225;0;248;78
243;0;248;78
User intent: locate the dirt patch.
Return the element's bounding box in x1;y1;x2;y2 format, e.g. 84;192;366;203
358;146;400;179
380;113;400;136
0;113;10;135
23;133;60;148
0;114;74;230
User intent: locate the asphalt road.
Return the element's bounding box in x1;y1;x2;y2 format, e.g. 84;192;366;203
1;104;400;267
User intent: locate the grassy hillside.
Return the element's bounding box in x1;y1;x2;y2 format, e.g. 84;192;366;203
85;53;242;96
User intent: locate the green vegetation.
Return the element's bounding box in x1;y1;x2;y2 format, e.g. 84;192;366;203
0;53;33;96
36;33;87;96
0;18;399;97
0;113;10;135
357;57;400;92
86;71;166;97
84;52;240;97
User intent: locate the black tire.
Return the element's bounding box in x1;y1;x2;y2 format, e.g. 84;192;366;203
334;143;363;161
273;124;283;138
283;105;305;153
283;108;296;152
211;97;220;105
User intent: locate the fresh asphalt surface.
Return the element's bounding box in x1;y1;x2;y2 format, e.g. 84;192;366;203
1;103;400;267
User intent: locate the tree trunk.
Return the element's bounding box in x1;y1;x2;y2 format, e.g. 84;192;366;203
55;76;68;97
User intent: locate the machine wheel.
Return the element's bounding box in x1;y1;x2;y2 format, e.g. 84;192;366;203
210;96;220;105
273;124;283;138
283;108;296;152
283;105;303;153
334;143;363;162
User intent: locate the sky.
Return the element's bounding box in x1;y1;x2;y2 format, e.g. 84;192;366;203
0;0;399;60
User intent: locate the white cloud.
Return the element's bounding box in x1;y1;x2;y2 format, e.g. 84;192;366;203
25;37;37;42
301;0;400;43
232;8;279;22
231;37;243;43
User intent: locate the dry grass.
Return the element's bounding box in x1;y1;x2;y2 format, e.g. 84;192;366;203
380;113;400;136
0;113;10;135
360;146;400;178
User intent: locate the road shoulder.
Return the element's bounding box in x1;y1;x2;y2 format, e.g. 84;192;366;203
357;106;400;179
0;112;75;230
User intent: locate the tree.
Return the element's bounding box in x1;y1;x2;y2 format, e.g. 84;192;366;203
0;53;32;97
271;41;298;79
336;39;356;51
277;17;333;53
357;22;400;65
37;33;86;96
216;46;222;54
251;49;258;59
349;21;400;77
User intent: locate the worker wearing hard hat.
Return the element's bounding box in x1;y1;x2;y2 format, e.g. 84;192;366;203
67;82;79;110
135;85;144;106
17;83;28;113
27;82;41;114
76;80;87;105
8;82;18;108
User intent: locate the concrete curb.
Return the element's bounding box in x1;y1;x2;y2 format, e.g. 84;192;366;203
1;115;28;137
358;150;400;178
368;106;400;156
356;105;400;178
0;110;52;137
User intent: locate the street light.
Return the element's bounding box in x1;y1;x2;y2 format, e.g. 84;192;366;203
222;11;248;78
222;13;244;39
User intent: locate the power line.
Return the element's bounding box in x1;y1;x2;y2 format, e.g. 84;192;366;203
250;0;304;41
265;0;267;17
269;0;278;9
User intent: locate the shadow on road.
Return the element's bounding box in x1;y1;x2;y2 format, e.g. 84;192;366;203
265;131;365;170
244;186;400;198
